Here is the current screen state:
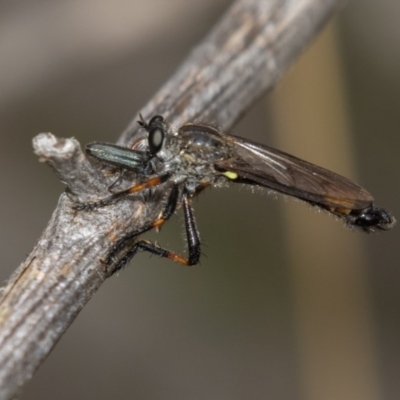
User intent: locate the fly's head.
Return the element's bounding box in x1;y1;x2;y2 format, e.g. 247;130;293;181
133;115;179;173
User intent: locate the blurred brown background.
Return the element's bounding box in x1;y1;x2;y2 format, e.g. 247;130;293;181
0;1;399;399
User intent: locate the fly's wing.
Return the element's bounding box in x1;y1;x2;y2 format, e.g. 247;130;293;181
215;134;374;213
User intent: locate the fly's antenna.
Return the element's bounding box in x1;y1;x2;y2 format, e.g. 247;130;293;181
137;113;149;131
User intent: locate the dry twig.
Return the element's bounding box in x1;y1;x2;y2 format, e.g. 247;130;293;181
0;0;344;398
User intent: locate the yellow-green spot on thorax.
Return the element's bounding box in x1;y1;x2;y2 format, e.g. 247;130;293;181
222;171;238;180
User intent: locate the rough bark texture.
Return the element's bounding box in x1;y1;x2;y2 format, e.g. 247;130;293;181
0;0;344;398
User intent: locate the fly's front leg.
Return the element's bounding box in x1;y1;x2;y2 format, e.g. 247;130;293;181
74;173;171;211
109;191;201;273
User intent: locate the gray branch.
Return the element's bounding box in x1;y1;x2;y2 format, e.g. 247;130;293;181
0;0;344;398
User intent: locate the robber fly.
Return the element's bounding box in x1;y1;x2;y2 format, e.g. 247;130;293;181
79;115;395;272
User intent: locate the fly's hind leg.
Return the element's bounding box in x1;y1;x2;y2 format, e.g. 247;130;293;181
108;190;201;274
106;184;180;272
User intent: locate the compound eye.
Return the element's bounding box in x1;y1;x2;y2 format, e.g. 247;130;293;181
148;127;165;155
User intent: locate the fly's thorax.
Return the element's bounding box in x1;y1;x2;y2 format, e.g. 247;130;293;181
159;126;233;193
177;123;229;154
